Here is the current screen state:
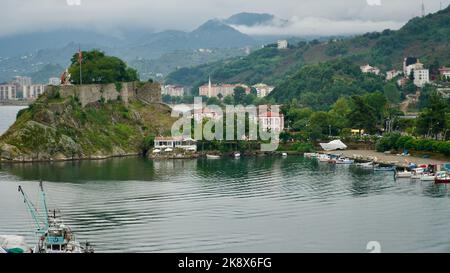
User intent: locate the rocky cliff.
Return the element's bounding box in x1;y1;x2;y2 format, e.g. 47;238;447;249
0;82;175;162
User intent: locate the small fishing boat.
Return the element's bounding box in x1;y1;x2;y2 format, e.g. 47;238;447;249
304;153;319;158
282;153;288;157
420;173;436;181
374;166;396;172
395;169;412;179
318;154;330;162
411;168;426;179
334;158;354;165
234;152;241;158
18;182;94;253
356;162;374;168
206;154;221;159
435;171;450;184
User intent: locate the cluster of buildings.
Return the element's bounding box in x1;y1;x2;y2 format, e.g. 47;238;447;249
197;78;275;99
154;103;286;153
0;76;51;101
360;64;381;75
175;105;285;134
401;57;430;87
199;78;251;98
360;57;450;88
161;85;186;97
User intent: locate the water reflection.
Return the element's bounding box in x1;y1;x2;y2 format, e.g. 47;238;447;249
0;157;158;182
1;156;450;252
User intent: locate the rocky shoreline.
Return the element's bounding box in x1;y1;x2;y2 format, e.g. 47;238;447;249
0;152;141;163
0;150;302;163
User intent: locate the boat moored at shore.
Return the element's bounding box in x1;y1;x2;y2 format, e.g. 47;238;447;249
18;182;94;253
435;171;450;184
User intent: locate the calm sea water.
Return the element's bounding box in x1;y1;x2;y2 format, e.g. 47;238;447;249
1;106;450;253
0;106;26;134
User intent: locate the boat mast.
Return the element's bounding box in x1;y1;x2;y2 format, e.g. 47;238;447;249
18;185;47;235
39;181;50;229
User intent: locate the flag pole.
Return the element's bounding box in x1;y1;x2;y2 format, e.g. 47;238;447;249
79;46;83;85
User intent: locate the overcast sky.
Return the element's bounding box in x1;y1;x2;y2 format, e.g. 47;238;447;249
0;0;447;37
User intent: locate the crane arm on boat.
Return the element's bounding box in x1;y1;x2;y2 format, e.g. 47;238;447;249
18;185;48;235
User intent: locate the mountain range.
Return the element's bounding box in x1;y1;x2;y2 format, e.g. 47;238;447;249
0;12;298;83
166;5;450;97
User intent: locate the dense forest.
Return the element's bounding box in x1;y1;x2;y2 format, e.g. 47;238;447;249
267;59;389;110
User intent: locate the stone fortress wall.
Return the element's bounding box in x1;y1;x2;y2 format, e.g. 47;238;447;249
45;82;161;107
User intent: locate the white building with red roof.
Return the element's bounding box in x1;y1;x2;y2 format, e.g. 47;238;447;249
439;67;450;79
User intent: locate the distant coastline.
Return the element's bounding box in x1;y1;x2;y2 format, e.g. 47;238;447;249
0;100;32;106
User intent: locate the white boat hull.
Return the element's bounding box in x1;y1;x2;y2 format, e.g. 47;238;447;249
396;172;412;178
420;175;435;181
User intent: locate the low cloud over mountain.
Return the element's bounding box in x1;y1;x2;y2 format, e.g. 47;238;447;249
228;16;405;36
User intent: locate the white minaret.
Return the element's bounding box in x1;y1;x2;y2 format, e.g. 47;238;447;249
208;76;212;97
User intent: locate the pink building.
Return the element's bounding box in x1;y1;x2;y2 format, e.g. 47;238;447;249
199;78;250;98
257;111;285;133
162;85;185;97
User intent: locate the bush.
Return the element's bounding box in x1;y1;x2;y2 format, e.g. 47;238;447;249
416;139;434;151
376;133;401;152
376;137;390;152
16;108;28;119
115;82;123;93
141;134;155;154
404;138;417;150
437;141;450;156
292;142;315;153
395;136;413;150
376;134;450;156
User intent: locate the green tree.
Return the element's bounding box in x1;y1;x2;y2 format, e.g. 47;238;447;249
223;95;234;105
364;91;387;124
329;97;350;130
206;97;221;106
416;92;448;139
287;107;313;131
233;86;246;105
69;50;139;84
243;94;257;105
309;111;333;138
384;82;401;103
348;95;378;133
403;80;416;94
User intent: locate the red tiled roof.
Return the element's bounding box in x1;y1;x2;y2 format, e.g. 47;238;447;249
258;112;284;117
